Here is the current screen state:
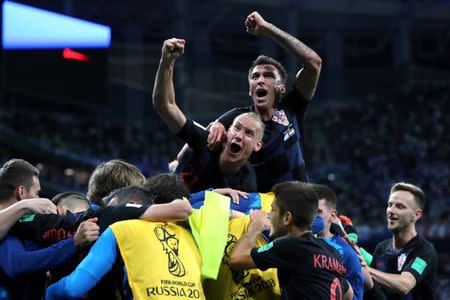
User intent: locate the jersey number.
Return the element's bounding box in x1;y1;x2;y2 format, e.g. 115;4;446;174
330;277;342;300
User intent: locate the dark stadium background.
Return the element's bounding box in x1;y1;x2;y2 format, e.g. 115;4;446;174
1;0;449;298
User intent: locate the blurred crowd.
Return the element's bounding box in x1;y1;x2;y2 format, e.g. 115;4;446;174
1;83;448;238
310;83;450;239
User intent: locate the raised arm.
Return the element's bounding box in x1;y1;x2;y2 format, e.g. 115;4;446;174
0;198;56;241
245;11;322;101
152;38;187;134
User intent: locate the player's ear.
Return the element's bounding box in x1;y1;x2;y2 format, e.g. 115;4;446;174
413;209;423;222
284;211;293;225
278;83;286;95
253;140;263;152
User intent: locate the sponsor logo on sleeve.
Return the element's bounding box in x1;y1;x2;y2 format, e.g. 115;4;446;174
19;213;35;222
411;257;427;275
257;241;273;253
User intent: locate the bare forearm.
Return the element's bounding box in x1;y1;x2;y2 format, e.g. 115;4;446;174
369;268;416;295
140;199;193;222
152;59;175;113
362;265;374;290
229;227;260;270
152;59;185;133
262;22;321;100
263;23;321;70
343;283;354;300
0;202;27;240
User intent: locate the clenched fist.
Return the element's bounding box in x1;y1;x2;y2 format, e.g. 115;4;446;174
161;38;185;62
74;217;100;248
245;11;269;35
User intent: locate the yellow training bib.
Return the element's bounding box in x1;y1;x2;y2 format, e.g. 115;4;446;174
111;220;205;300
203;213;280;300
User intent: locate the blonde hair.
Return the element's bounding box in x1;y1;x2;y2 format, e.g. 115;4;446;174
234;112;265;139
390;182;425;210
87;159;146;206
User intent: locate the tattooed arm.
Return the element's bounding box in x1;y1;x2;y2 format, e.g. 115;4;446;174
245;11;322;101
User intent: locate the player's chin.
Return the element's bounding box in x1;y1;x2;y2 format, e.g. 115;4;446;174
269;228;278;239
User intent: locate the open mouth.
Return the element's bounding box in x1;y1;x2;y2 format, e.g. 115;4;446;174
388;216;398;222
230;143;242;154
256;89;268;97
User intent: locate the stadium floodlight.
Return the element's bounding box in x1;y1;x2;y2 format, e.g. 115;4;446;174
2;0;111;49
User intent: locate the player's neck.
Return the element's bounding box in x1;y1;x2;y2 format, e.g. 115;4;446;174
392;226;417;250
0;198;18;210
255;107;276;122
218;153;241;175
318;227;333;239
288;226;309;237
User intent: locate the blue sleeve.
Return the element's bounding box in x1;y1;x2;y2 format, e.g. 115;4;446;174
190;190;209;209
45;228;118;300
191;191;262;214
343;247;365;300
334;237;365;300
0;235;78;279
230;193;261;214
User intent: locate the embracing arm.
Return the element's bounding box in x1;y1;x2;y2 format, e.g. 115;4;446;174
0;198;56;241
45;228;118;299
0;236;77;279
1;218;98;279
139;199;193;222
152;38;187;134
246;11;322;101
368;268;417;295
229;210;270;270
229;224;260;270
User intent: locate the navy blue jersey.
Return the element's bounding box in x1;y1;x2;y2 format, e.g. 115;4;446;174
0;235;77;300
176;118;257;193
217;88;309;192
371;235;438;300
9;205;148;300
251;232;349;300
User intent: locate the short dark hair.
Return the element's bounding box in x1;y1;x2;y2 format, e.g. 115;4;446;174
103;185;156;206
0;159;39;200
272;181;318;229
248;55;287;84
312;184;337;210
87;159;146;206
390;182;425;210
51;192;90;212
0;181;16;200
144;173;190;204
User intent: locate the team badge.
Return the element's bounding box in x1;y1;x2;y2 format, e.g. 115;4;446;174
272;110;289;126
397;253;407;271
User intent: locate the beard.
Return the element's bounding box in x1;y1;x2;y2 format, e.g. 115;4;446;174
270;225;288;239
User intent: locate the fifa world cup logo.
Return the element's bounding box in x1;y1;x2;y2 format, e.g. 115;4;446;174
154;225;186;277
224;234;249;283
